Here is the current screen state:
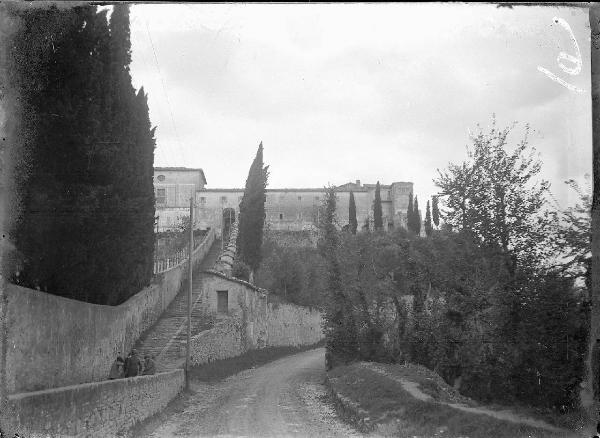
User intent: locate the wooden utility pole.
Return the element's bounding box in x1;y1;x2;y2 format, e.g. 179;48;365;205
185;196;193;390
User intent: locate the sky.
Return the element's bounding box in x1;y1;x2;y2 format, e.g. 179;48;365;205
129;3;592;209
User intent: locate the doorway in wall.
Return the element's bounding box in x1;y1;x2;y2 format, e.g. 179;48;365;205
217;290;228;314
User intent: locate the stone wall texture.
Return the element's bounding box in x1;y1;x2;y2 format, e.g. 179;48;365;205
6;370;184;438
3;229;214;394
190;318;245;365
190;272;323;365
264;302;323;347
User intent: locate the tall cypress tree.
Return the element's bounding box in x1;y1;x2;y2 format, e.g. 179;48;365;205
432;195;440;228
8;5;155;305
348;190;358;234
413;196;421;236
425;200;433;237
237;142;269;276
319;186;358;368
9;5;115;302
407;192;414;232
373;181;383;231
104;4;155;304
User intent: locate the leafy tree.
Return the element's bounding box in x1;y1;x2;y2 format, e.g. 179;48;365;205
349;190;358;234
373;181;383;231
432;195;440;228
424;200;433;237
413;196;421;236
434;118;552;274
549;177;591;287
236;142;269;277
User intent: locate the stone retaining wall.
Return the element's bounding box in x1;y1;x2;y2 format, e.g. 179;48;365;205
190;272;323;365
190;318;245;365
5;370;184;438
3;229;214;394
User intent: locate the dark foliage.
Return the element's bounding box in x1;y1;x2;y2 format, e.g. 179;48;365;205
318;186;359;369
373;181;383;231
413;196;421;236
424;200;433;237
8;4;155;304
349;190;358;234
236;142;269;274
432;195;440;228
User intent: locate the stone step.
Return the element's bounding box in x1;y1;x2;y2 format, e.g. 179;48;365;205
132;238;223;369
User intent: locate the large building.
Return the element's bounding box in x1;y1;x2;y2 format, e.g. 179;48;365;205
153;168;414;236
195;180;413;237
153;167;207;231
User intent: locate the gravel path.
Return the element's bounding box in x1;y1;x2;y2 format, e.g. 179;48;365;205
139;348;363;437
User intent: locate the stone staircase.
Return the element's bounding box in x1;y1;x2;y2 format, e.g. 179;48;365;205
134;238;222;371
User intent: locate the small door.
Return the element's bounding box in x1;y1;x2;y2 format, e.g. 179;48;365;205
217;290;228;314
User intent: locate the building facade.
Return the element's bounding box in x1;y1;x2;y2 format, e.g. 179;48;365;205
152;168;414;235
195;179;413;237
153;167;207;231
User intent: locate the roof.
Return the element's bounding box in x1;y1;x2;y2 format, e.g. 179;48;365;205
198;187;369;193
154;167;207;185
203;269;268;295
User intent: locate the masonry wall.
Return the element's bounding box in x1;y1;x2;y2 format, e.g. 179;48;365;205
190;318;245;365
3;229;214;394
6;370;184;438
196;182;413;234
264;302;323;347
190;272;323;366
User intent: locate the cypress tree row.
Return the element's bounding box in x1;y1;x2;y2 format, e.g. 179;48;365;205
425;200;433;237
373;181;383;231
236;142;269;276
8;4;155;305
348;190;358;235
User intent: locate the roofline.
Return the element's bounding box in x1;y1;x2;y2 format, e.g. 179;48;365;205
154;167;207;186
202;269;268;294
197;187;371;193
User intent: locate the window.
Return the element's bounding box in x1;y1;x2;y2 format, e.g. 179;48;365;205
156;188;166;204
200;197;206;205
217;290;228;313
315;196;320;201
221;196;227;204
279;213;284;220
157;174;166;182
298;196;302;201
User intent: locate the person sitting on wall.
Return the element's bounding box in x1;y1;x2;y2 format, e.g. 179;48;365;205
124;349;142;378
143;355;156;375
108;352;125;380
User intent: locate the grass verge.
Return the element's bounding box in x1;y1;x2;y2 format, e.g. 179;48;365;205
328;363;576;438
188;340;325;382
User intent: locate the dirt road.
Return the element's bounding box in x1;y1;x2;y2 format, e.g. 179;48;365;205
139;348;362;438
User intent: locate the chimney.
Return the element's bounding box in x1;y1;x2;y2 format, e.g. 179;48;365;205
355;180;361;186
